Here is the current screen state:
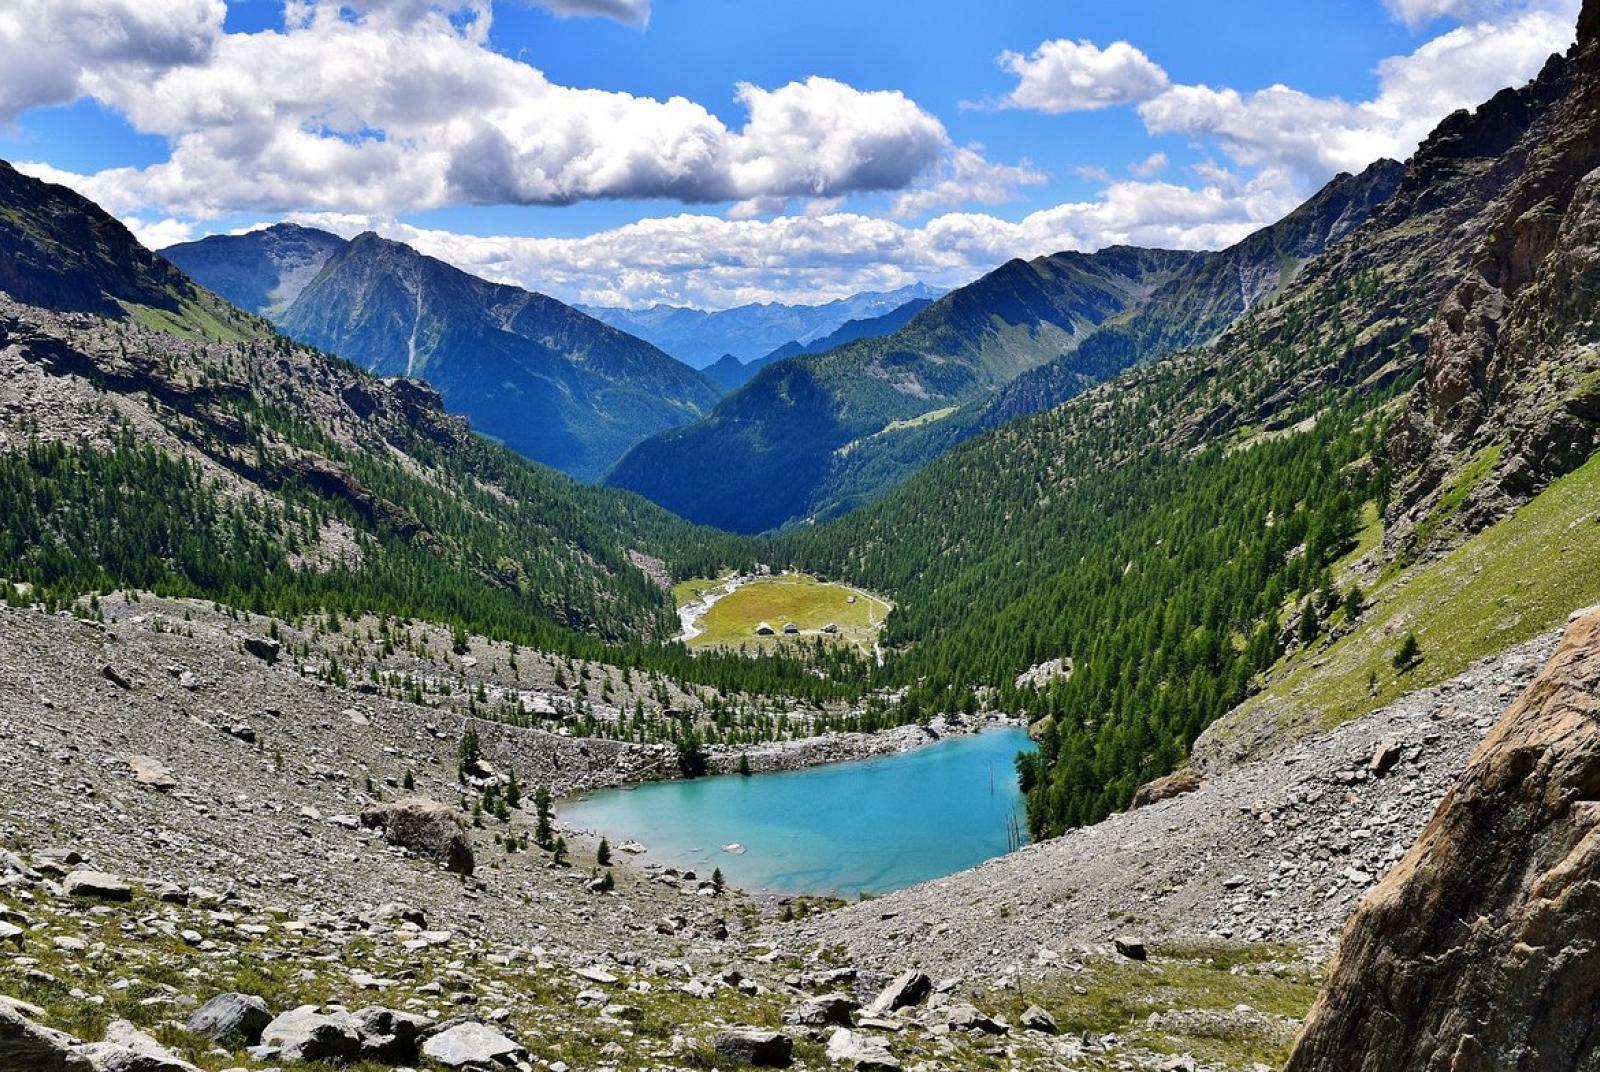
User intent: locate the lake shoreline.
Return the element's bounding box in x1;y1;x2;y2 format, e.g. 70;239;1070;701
702;710;1022;778
563;724;1036;899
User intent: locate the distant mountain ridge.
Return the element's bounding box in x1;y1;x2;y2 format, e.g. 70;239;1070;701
703;297;936;391
605;245;1204;532
164;226;721;481
579;283;943;368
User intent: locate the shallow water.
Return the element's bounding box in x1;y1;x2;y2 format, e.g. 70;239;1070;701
564;727;1034;897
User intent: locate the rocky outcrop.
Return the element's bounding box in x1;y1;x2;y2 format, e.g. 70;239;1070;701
259;1006;360;1064
1284;606;1600;1071
360;797;475;876
712;1026;794;1067
1129;767;1200;809
1386;2;1600;555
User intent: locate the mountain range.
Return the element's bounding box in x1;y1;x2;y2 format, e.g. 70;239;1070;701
164;226;722;481
578;283;943;368
700;296;936;391
605;160;1400;534
6;5;1600;1070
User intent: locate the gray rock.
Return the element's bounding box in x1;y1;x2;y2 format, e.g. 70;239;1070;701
124;756;174;791
1370;740;1402;777
240;635;281;663
358;797;474;876
864;970;931;1016
1019;1004;1059;1034
1114;936;1147;961
825;1028;899;1070
712;1026;793;1067
0;1002;91;1072
350;1006;430;1062
80;1020;201;1072
259;1006;360;1064
63;871;133;902
100;664;131;690
945;1003;1007;1034
784;992;857;1027
185;993;272;1047
420;1022;523;1068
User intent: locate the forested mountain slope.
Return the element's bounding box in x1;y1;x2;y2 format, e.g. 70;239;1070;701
0;161;866;702
167;226;721;481
771;160;1404;524
609;163;1400;533
607;246;1204;532
775;23;1595;834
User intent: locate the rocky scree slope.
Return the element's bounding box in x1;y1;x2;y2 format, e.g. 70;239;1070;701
1284;604;1600;1072
167;225;722;481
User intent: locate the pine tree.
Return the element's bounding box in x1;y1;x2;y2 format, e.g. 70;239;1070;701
596;837;611;866
1393;631;1421;671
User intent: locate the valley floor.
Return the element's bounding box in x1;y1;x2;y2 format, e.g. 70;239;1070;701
0;595;1563;1071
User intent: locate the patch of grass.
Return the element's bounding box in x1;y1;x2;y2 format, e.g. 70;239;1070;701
1006;942;1318;1070
684;573;890;658
1413;443;1502;549
1239;449;1600;736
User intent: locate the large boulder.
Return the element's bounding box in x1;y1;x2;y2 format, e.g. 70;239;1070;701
359;797;474;876
259;1006;360;1064
1285;606;1600;1072
239;634;281;663
0;1002;91;1072
783;993;857;1027
1129;767;1200;809
79;1021;201;1072
420;1021;524;1068
184;994;272;1047
712;1027;793;1067
863;970;931;1016
62;871;133;902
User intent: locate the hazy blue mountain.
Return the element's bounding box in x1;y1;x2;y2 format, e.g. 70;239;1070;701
703;297;937;391
578;282;943;368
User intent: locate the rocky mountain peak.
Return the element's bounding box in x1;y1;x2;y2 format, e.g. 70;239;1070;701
1581;0;1600;48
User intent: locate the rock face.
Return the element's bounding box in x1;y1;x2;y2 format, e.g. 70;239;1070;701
1285;606;1600;1072
359;797;475;876
184;993;272;1047
1385;5;1600;554
0;1002;90;1072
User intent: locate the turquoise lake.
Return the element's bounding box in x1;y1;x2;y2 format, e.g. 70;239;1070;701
564;728;1035;897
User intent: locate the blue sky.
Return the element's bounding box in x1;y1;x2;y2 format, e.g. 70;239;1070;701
0;0;1580;307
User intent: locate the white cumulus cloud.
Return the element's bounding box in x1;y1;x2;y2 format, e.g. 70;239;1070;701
985;39;1170;113
3;0;1027;219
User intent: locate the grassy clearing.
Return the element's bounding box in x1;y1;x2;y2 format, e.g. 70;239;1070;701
678;573;890;658
1005;942;1319;1070
1238;450;1600;737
